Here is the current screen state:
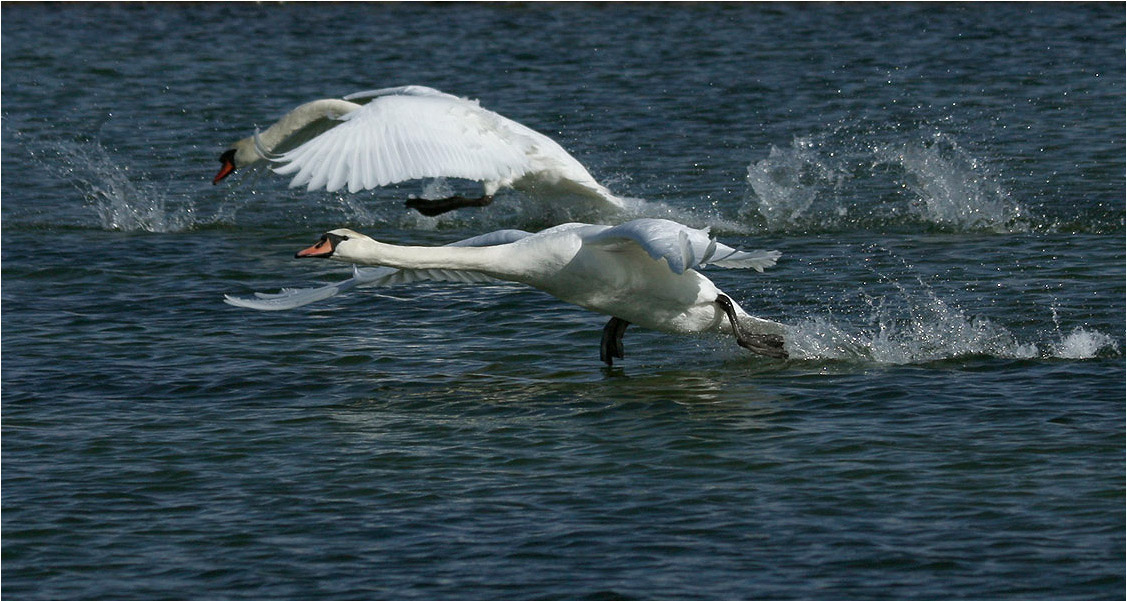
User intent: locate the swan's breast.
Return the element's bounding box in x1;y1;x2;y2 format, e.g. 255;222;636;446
540;245;724;333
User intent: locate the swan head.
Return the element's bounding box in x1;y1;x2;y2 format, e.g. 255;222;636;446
212;138;261;184
295;228;370;260
213;148;238;184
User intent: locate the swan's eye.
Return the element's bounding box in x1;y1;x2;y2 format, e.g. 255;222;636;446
324;232;350;248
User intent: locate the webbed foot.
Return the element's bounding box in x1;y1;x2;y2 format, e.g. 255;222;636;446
716;294;788;360
405;194;494;217
600;317;630;366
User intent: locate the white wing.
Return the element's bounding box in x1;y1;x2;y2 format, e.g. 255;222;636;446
700;244;781;272
268;89;541;194
224;228;534;311
223;265;395;311
344;88;615;201
343;85;460;103
588;218;781;275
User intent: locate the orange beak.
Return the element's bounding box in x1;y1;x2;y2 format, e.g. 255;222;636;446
295;236;334;259
213;150;237;184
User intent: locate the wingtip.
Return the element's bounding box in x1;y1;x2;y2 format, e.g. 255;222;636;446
223;294;251;308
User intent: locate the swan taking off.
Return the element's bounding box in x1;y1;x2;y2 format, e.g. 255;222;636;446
213;85;627;216
225;218;787;366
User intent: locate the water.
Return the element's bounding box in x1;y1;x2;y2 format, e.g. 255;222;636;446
2;3;1123;599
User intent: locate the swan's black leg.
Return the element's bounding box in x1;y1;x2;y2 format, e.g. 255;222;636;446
600;317;630;366
405;194;494;217
715;294;788;359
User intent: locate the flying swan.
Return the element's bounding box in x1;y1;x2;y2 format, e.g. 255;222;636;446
225;218;788;366
213;85;628;217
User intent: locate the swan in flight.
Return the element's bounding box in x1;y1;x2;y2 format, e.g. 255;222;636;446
225;218;787;366
213;85;628;216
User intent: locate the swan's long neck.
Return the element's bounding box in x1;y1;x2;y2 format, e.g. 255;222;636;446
337;238;521;280
235;98;361;165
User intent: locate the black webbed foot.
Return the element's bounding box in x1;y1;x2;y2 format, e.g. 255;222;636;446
737;333;788;359
600;317;630;366
716;294;788;360
405;194;494;217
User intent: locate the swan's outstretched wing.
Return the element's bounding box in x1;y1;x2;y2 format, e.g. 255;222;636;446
266;88;538;194
588;218;781;275
344;88;622;205
225;228;534;311
224;265;395;311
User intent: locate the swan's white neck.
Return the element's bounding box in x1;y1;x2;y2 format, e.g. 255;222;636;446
234;98;361;166
335;237;519;280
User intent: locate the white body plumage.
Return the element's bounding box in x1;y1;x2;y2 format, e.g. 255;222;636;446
228;218;786;343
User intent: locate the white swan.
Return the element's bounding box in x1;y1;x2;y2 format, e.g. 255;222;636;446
214;85;628;216
225;218;787;366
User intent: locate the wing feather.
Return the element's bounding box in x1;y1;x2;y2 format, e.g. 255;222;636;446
267;92;538;193
703;245;782;272
587;218;781;274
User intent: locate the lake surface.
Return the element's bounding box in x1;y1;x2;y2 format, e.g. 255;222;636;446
2;3;1124;599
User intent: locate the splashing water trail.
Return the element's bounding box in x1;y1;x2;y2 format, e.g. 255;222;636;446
1051;328;1120;359
35;139;196;233
785;289;1041;364
875;132;1027;231
784;294;1117;365
744;136;846;230
780;246;1117;364
744;124;1030;233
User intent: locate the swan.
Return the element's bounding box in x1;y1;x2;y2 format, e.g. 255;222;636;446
225;218;788;366
213;85;628;217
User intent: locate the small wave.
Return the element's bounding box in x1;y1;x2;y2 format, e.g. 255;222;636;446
742;124;1032;234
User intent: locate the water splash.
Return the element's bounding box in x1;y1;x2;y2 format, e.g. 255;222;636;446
783;276;1118;364
32;138;196;233
744;125;1030;233
745;137;847;230
875;132;1027;230
1050;328;1120;360
1046;307;1121;360
786;291;1039;364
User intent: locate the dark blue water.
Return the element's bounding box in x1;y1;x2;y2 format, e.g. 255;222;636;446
3;3;1124;599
